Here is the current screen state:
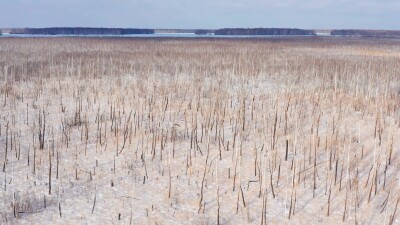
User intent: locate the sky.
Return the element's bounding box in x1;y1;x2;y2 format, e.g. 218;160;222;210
1;0;399;29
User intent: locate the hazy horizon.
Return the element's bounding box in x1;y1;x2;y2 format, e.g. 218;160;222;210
1;0;399;30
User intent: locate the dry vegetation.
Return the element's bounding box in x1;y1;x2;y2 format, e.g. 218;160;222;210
0;37;400;224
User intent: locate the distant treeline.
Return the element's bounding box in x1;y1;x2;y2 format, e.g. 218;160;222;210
214;28;316;35
331;29;400;37
10;27;154;35
4;27;400;37
194;29;214;35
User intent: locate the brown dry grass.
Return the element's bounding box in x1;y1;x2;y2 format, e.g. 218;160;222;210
0;36;400;224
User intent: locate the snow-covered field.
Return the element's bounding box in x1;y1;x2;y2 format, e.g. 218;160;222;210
0;37;400;224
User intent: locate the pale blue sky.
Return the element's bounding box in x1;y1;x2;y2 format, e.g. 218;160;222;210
1;0;399;29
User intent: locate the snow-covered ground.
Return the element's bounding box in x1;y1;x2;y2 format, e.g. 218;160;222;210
0;37;400;224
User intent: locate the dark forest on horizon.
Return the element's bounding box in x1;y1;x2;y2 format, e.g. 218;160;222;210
1;27;400;37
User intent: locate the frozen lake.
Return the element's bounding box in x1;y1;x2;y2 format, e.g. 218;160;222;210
0;33;320;38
